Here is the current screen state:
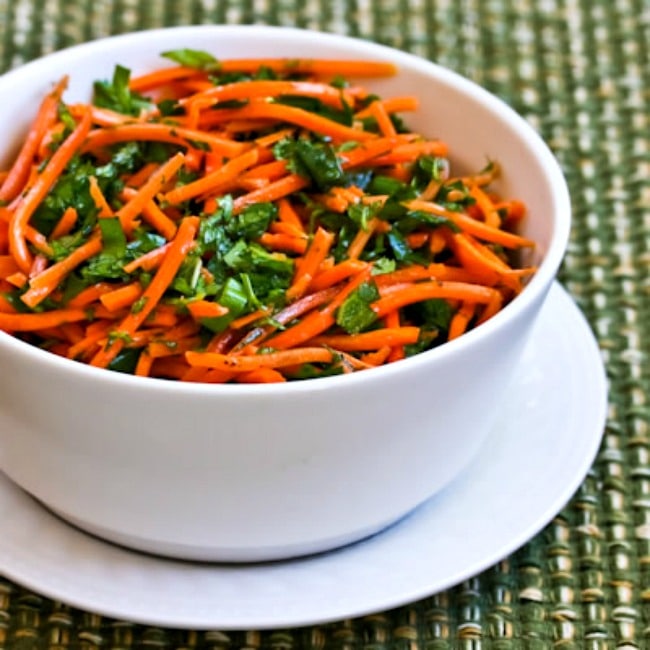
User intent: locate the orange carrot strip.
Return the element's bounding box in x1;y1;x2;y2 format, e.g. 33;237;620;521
134;350;154;377
186;300;229;320
162;147;263;204
372;281;497;318
0;308;88;332
239;159;288;185
233;174;309;214
229;307;272;330
184;80;353;110
469;184;501;228
258;232;308;255
354;96;419;118
123;162;159;189
20;233;102;308
23;225;54;257
309;259;368;291
255;128;295;148
360;346;392;366
347;218;381;260
71;104;140;127
373;263;477;287
260;308;335;352
66;282;115;308
50;206;79;240
476;290;504;325
129;66;207;92
0;77;67;202
116;152;185;236
286;226;335;300
217;59;397;78
87;176;114;218
90;216;200;368
120;187;177;240
9;108;92;273
310;327;420;351
270;221;307;238
82;124;245;157
99;282;143;312
186;347;333;372
0;256;19;279
369;140;449;165
448;302;477;340
406;200;534;248
263;267;371;351
122;243;171;274
200;102;376;142
337;137;399;168
6;271;27;288
367;100;397;137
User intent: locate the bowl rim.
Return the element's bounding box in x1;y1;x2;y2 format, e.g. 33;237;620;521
0;24;571;395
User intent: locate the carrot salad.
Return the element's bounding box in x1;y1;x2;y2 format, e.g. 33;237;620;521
0;49;534;383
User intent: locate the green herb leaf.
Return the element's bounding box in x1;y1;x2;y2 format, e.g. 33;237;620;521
98;218;127;258
274;138;345;192
93;64;152;116
199;277;248;333
336;281;380;334
161;49;220;70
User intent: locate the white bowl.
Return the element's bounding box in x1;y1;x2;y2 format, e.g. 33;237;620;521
0;25;570;562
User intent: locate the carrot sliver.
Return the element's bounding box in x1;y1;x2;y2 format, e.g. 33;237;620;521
406;200;534;248
0;308;88;332
82;123;245;158
186;300;229;320
99;282;143;312
116;153;185;236
233;174;309;214
372;281;497;319
448;302;477;340
216;59;397;78
200;102;377;142
21;233;102;308
286;226;335;300
90;216;200;369
310;327;420;351
9;107;92;274
186;346;333;372
0;76;67;202
163;147;263;204
50;206;78;240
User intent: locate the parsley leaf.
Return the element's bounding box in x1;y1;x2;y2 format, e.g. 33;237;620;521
93;65;152;116
336;281;380;334
274;138;345;192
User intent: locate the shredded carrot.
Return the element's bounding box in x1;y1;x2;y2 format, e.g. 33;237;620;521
21;233;102;308
9;107;91;273
99;282;143;312
0;77;67;202
50;206;79;240
0;55;535;383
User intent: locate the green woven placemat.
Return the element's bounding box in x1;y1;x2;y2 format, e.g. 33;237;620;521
1;0;648;646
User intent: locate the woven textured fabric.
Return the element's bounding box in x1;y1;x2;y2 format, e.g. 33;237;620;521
0;0;649;647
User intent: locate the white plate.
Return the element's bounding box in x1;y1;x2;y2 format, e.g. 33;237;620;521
0;283;606;630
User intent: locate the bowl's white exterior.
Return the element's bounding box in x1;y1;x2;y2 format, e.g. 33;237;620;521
0;26;570;561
